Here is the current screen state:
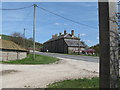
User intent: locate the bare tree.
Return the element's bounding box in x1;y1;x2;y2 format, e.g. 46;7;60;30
11;32;23;38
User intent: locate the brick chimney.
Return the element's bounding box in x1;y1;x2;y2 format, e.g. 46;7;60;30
64;30;67;35
71;30;74;36
52;35;55;38
55;34;58;37
59;32;62;36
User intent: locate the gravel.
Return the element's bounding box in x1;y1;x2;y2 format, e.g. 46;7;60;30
0;57;99;88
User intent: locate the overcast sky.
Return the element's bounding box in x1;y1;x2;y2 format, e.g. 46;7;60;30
2;2;99;46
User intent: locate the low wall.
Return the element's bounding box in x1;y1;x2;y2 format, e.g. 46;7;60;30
0;50;27;61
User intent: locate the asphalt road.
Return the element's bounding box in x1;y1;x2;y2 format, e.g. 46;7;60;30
35;52;99;63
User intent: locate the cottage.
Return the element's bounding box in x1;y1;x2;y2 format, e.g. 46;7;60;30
0;37;28;61
42;30;85;54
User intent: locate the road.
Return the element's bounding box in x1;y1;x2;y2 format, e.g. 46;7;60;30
1;52;99;88
35;52;99;63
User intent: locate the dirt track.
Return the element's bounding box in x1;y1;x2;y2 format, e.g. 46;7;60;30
1;57;99;88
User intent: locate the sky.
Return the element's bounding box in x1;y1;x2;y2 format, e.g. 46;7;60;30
1;2;99;46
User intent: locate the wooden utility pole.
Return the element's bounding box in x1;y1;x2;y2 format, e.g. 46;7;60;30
23;28;26;48
78;34;80;54
98;0;119;88
33;4;37;60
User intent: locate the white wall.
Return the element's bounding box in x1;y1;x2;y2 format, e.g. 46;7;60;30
0;51;27;61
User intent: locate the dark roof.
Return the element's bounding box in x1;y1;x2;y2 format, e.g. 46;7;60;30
64;39;85;47
44;33;79;43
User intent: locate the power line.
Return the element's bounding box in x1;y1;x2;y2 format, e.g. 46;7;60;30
14;8;33;31
1;4;98;29
0;5;33;10
37;6;98;29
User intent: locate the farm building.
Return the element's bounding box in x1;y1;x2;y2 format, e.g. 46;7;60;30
42;30;86;54
0;37;28;61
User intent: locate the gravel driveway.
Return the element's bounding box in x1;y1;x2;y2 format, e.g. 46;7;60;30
0;57;99;88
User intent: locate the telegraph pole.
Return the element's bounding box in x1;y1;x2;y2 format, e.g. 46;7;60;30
23;28;26;48
98;0;119;88
33;4;37;60
78;34;80;54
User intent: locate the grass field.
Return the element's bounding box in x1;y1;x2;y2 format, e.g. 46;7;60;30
47;77;99;88
1;54;59;64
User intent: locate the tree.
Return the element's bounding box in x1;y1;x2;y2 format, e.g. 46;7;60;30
28;37;33;41
11;32;23;38
10;32;24;48
90;44;99;55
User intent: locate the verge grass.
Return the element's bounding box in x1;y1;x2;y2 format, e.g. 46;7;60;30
1;54;59;64
47;77;99;88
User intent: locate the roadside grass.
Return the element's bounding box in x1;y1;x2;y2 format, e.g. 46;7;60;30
1;54;59;64
47;77;99;88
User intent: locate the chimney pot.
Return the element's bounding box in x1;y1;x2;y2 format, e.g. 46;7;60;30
71;30;74;36
55;34;58;37
64;30;67;35
59;33;62;36
52;35;55;38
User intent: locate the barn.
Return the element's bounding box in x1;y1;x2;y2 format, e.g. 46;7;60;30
42;30;85;54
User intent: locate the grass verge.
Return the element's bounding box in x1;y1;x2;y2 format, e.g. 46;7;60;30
47;77;99;88
1;54;59;64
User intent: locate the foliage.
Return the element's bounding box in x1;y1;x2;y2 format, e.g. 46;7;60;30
90;44;99;55
0;34;43;51
1;54;59;64
81;41;89;49
11;32;23;38
47;77;99;88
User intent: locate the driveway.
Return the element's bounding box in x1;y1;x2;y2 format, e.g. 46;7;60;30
1;52;99;88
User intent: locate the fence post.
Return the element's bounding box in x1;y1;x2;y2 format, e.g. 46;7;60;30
98;0;119;88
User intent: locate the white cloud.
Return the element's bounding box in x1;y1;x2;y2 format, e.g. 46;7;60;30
63;23;67;26
86;40;91;42
80;33;86;36
83;40;92;43
54;23;60;25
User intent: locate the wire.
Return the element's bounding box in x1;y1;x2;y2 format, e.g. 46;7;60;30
0;5;33;10
13;8;33;31
37;6;98;29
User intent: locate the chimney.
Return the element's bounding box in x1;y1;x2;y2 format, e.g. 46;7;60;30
64;30;67;35
55;34;58;37
52;35;55;38
71;30;74;36
59;32;62;36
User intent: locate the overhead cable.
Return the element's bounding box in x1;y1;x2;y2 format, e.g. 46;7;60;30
0;5;33;10
37;6;98;29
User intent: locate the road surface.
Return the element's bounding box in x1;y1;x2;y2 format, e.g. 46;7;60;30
35;52;99;63
1;52;99;88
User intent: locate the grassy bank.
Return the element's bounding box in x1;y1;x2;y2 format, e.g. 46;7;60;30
1;54;59;64
47;77;99;88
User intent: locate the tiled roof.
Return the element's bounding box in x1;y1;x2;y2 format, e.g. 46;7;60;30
64;39;85;47
44;33;79;43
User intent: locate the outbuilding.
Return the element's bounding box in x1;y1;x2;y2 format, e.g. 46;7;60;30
0;38;28;61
